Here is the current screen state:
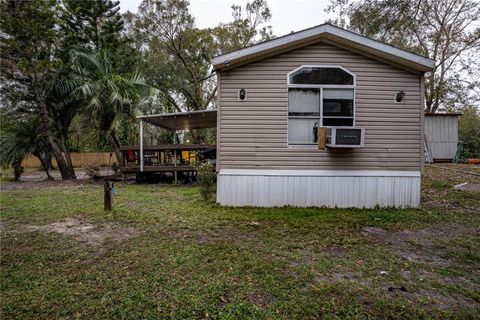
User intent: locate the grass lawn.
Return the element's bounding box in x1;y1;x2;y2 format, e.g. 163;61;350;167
1;165;479;319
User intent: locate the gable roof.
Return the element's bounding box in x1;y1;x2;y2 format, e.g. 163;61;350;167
212;23;435;73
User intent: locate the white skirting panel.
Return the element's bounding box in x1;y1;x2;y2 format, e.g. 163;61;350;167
217;170;421;208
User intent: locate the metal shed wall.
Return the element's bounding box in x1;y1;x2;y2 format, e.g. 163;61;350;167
424;115;459;161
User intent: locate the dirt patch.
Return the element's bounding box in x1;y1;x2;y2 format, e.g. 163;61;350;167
314;269;477;312
422;164;480;212
362;223;471;266
0;221;7;234
425;164;480;185
1;179;88;191
454;183;480;192
247;291;275;307
400;269;478;291
388;287;477;311
22;217;139;246
289;249;315;267
0;168;113;191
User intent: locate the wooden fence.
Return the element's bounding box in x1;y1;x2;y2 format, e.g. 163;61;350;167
21;153;118;168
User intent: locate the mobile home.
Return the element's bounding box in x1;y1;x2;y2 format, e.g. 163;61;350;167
213;24;435;208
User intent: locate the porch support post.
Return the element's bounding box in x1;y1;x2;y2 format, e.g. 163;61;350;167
140;120;144;172
174;149;178;184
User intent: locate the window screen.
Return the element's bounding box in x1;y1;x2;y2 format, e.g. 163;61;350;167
288;88;320;116
288;88;320;144
288;118;320;144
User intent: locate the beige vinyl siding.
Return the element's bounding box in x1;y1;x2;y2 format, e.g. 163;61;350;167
216;73;222;172
218;42;422;171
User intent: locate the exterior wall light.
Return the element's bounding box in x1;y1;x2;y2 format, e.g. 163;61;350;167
238;88;247;101
396;91;406;102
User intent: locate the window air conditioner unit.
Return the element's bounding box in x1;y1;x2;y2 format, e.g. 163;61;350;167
326;127;365;148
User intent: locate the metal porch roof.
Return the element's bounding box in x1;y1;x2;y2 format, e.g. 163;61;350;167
137;110;217;131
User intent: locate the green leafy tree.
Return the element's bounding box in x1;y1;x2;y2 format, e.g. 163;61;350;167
458;106;480;157
61;0;123;50
56;0;140;154
1;0;140;180
125;0;273;143
326;0;480;112
214;0;273;52
0;0;77;179
70;50;158;167
60;0;138;72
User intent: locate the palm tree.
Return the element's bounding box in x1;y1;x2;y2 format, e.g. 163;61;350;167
70;50;158;167
0;117;54;180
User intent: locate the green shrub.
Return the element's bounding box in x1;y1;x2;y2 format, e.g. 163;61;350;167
459;106;480;157
194;161;216;201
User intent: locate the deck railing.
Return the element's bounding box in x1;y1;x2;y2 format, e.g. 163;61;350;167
119;144;216;173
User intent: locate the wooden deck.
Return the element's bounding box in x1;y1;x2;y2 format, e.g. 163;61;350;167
119;144;215;182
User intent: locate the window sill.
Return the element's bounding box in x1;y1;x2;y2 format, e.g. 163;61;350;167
287;144;319;149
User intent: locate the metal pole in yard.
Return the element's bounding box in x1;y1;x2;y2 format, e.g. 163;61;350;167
140;120;144;172
104;181;113;211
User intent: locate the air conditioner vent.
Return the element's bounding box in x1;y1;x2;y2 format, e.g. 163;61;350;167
326;128;365;148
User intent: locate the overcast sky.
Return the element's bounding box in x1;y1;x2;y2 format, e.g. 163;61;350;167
119;0;335;37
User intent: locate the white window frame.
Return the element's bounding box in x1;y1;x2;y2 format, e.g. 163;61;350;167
287;65;356;146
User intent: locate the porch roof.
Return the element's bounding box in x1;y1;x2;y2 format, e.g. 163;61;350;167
137;109;217;131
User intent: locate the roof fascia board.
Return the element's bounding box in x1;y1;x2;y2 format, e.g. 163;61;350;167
319;38;421;74
213;24;435;72
425;113;462;116
136;109;217;120
217;36;327;72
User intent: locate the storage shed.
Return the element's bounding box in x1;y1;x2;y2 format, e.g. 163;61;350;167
424;113;460;162
213;23;435;208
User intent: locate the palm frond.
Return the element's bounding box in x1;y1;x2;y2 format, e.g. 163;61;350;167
0;118;48;168
70;49;159;141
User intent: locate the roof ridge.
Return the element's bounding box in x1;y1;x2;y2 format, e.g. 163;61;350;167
212;24;435;72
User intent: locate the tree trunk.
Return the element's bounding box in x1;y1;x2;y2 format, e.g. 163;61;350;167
35;88;76;180
34;152;54;180
61;134;75;171
43;125;76;180
110;130;125;167
13;158;24;181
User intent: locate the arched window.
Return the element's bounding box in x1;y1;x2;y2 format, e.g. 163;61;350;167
288;66;354;85
287;65;356;145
